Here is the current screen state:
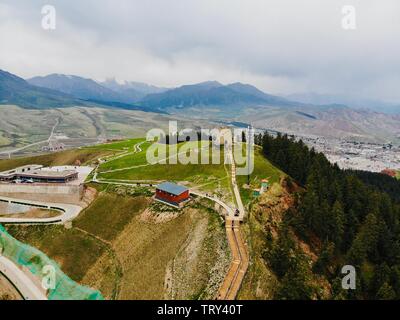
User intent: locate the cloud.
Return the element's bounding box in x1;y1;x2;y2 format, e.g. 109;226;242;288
1;0;400;101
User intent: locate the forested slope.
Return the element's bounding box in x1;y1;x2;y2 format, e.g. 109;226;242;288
255;132;400;299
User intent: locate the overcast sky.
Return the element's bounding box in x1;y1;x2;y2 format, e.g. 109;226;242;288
1;0;399;102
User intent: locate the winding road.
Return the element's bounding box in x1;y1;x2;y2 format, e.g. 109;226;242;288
0;196;83;225
0;256;47;300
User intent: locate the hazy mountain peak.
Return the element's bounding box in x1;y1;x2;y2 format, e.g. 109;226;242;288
100;78;168;96
190;80;223;88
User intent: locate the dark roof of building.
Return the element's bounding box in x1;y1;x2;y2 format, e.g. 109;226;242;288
156;182;188;196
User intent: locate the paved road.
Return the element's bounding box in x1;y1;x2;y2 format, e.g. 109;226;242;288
0;256;47;300
0;196;83;225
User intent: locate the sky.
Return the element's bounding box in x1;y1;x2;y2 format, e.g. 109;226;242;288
0;0;400;102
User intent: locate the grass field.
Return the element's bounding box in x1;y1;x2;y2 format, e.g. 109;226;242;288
0;138;150;172
74;193;150;242
97;141;152;171
84;138;145;152
0;132;11;148
236;145;284;205
396;171;400;180
97;141;233;196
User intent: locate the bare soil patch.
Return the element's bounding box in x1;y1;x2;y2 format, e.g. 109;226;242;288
0;275;22;300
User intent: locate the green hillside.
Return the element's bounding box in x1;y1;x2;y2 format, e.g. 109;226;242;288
97;141;233;195
245;132;400;300
235;144;284;205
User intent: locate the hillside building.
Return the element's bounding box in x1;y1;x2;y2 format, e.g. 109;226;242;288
155;182;190;207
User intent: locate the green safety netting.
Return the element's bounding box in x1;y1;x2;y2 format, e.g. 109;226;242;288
0;224;103;300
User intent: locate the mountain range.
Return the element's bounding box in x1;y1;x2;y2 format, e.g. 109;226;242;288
2;69;399;117
139;81;297;109
28;74;168;106
1;69;399;145
26;73;301;111
0;70;164;112
1;69;305;112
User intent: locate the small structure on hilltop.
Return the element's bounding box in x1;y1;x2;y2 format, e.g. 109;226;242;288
260;179;269;193
155;182;190;208
253;179;270;198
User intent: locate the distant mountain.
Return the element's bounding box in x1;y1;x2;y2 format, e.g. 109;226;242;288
28;74;170;108
287;92;400;115
25;73;300;111
100;78;168;101
139;81;295;110
26;73;161;111
28;74;124;102
0;70;153;111
0;69;84;109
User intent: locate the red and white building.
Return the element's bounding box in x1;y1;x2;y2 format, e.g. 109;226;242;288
155;182;190;207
